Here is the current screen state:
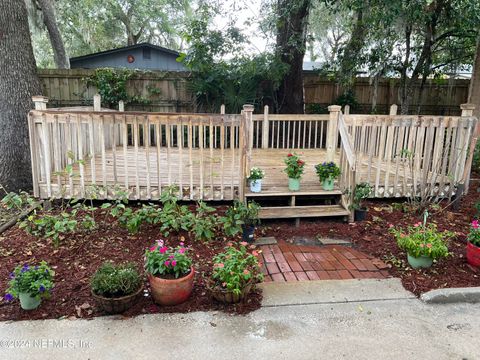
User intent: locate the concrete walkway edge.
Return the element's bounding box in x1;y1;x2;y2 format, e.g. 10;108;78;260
420;286;480;304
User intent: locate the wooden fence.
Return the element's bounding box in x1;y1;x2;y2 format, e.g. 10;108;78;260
38;69;470;115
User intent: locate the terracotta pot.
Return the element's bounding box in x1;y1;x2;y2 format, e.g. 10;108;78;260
466;241;480;267
148;267;195;306
92;285;143;314
206;279;253;304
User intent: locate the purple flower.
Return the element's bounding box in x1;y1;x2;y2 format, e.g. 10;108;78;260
4;293;13;302
39;285;46;293
21;264;29;273
9;272;15;279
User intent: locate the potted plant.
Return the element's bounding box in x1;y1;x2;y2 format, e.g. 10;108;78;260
247;167;265;193
4;261;54;310
351;182;373;221
390;219;452;269
145;240;194;306
314;162;341;190
466;220;480;267
207;242;263;303
284;153;305;191
91;261;143;314
223;200;261;242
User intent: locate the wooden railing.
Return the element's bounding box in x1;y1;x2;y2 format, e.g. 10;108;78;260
338;113;356;221
252;106;330;149
28;99;248;201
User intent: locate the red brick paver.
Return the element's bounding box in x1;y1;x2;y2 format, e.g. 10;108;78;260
260;241;390;283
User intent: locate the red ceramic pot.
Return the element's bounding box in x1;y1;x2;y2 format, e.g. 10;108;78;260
466;242;480;268
147;267;194;306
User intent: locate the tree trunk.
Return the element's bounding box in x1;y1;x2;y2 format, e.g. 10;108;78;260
275;0;311;114
468;35;480;118
338;8;368;92
0;0;42;192
37;0;69;69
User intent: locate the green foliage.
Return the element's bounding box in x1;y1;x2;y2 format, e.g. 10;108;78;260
190;201;218;242
467;220;480;247
352;182;373;210
211;243;263;295
247;167;265;181
158;186;192;236
390;222;453;260
315;161;341;182
20;204;96;247
145;240;192;279
5;261;54;301
84;68;135;108
283;153;305;179
91;262;142;298
1;190;37;210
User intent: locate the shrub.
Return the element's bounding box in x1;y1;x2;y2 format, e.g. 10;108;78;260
247;167;265;181
5;261;54;302
190;201;218;242
351;182;373;210
283;153;305;179
91;262;142;298
467;220;480;247
145;240;192;279
211;243;263;295
390;222;453;259
314;162;341;182
221;200;260;236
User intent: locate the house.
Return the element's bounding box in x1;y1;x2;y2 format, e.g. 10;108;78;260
69;43;187;71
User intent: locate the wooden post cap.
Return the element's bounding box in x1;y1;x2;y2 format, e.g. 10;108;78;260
328;105;342;112
243;104;254;112
460;103;475;110
32;96;48;103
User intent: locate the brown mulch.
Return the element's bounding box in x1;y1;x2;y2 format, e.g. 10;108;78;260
0;208;262;321
1;182;480;321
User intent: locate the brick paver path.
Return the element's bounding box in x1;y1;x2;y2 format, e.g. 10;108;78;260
260;240;391;282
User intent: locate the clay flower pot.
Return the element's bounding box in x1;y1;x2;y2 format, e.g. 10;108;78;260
92;286;143;314
147;267;195;306
466;241;480;267
207;279;254;304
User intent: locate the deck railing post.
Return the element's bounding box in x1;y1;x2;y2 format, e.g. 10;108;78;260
240;104;254;201
327;105;341;162
93;94;101;111
118;100;125;112
389;104;398;115
32;96;48;110
220;104;225;114
461;103;477;194
262;105;269;148
344;105;350;115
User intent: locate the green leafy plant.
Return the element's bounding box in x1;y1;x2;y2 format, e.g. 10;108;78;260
247;167;265;181
283;153;305;179
145;240;192;279
4;261;54;302
211;243;263;295
467;220;480;247
314;162;341;182
351;182;373;210
91;262;142;298
1;190;37;210
158;186;193;236
221;200;260;236
390;219;453;259
190;201;219;242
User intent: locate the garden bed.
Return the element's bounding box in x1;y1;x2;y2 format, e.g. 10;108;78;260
0;206;262;321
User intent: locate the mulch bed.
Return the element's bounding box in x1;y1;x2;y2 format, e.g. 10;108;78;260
1;181;480;321
0;208;262;321
261;181;480;296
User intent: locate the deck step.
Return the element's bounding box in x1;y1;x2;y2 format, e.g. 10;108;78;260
259;205;350;219
246;187;342;197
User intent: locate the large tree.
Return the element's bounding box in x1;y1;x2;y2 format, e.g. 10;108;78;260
0;0;42;191
275;0;312;113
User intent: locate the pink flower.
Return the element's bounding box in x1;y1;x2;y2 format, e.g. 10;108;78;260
214;263;224;268
169;255;175;259
178;248;185;254
240;241;248;246
472;220;479;229
165;260;170;266
157;239;164;247
243;270;250;275
180;242;185;246
420;244;424;248
149;245;157;252
159;247;167;254
413;222;421;228
388;224;394;229
287;153;293;157
252;251;259;257
227;242;233;247
426;243;432;248
171;260;177;267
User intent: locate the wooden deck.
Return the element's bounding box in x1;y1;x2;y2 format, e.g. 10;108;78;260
37;147;450;200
